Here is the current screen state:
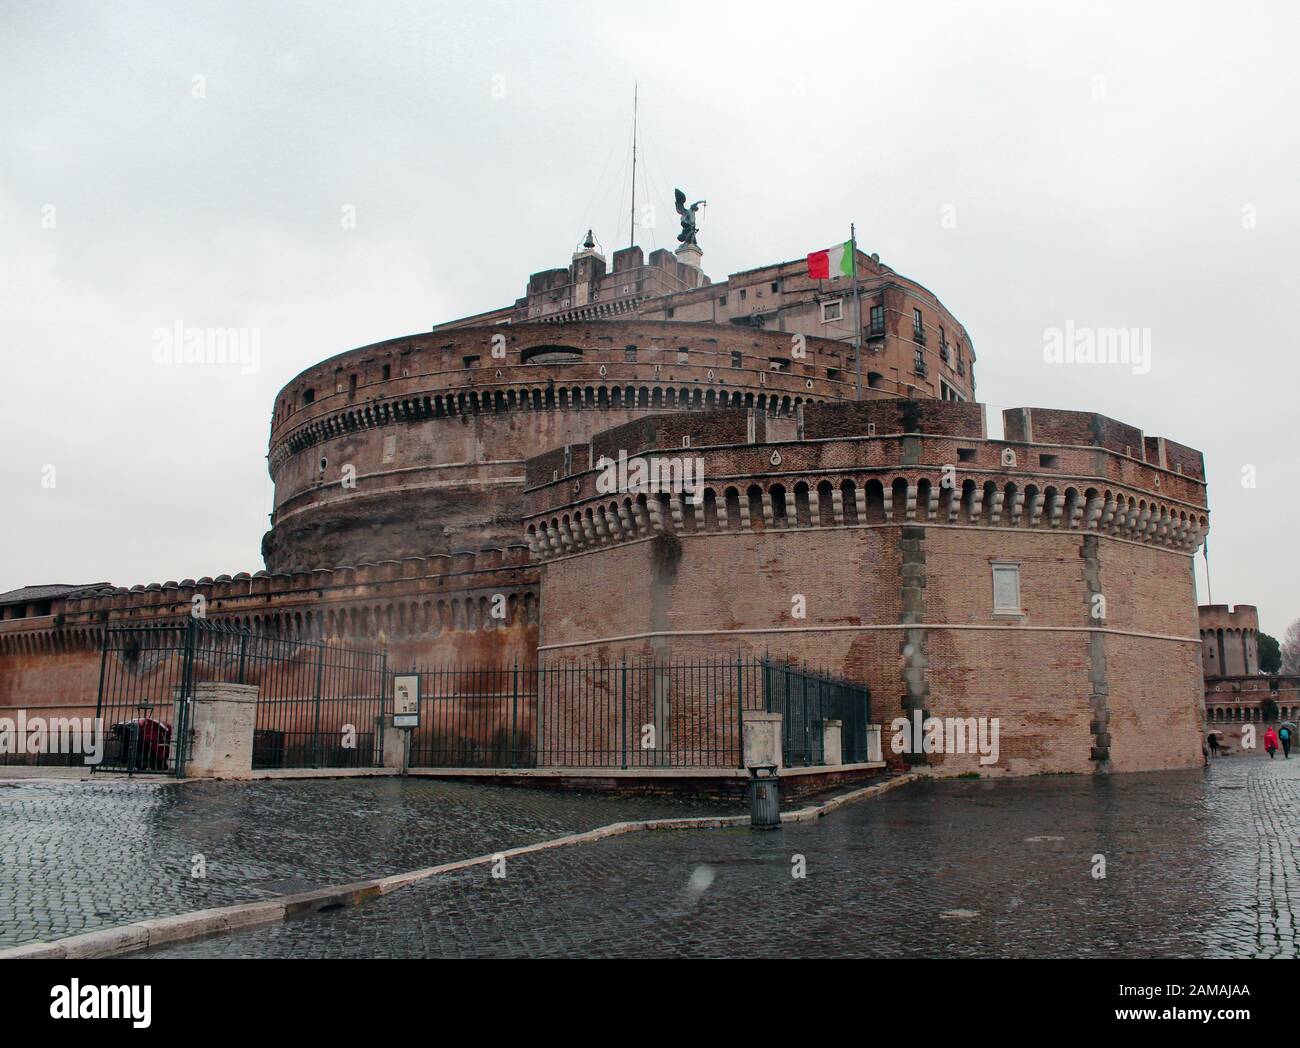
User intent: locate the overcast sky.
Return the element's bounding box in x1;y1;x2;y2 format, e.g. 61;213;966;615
2;0;1297;636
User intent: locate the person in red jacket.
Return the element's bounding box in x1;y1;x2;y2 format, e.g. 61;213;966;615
1264;726;1280;759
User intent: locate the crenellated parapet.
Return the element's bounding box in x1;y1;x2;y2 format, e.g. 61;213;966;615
267;320;864;466
522;401;1209;559
0;546;539;659
1199;604;1260;678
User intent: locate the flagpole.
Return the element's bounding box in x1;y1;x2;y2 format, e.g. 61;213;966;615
851;222;861;402
629;83;638;248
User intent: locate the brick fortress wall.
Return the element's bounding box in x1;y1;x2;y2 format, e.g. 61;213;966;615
263;320;913;573
0;548;537;715
524;400;1209;776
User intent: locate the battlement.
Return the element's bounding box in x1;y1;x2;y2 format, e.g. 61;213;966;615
1199;604;1259;631
521;399;1207;560
0;546;536;639
1199;604;1260;678
267;320;872;462
526;400;1205;514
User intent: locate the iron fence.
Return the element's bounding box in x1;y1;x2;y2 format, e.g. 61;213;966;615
762;661;872;766
404;664;535;768
95;619;386;775
401;656;870;770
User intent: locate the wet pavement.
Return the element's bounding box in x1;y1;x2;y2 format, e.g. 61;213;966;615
139;755;1300;958
0;775;730;947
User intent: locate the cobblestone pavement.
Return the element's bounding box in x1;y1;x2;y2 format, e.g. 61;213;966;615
144;756;1300;958
0;776;729;947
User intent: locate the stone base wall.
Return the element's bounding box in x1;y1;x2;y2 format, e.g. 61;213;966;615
537;521;1205;777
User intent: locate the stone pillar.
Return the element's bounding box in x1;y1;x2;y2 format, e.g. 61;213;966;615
380;713;409;770
182;682;258;779
823;719;843;766
742;711;783;772
865;725;883;763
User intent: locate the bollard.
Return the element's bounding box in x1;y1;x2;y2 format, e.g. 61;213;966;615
748;764;781;830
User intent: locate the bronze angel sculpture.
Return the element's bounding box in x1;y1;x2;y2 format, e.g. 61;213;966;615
674;188;706;246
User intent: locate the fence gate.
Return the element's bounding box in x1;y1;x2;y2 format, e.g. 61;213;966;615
762;660;871;766
96;622;199;775
95;620;388;775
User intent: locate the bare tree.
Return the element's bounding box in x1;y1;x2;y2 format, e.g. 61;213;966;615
1283;619;1300;675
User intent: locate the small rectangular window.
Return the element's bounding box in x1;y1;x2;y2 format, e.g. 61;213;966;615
822;299;844;322
731;351;743;368
771;281;779;293
957;448;977;462
666;307;675;318
869;305;885;336
913;308;923;335
676;348;688;364
463;355;479;368
768;357;790;372
382;364;391;381
719;294;728;306
739;289;747;301
1039;454;1059;468
992;563;1022;615
625;345;637;362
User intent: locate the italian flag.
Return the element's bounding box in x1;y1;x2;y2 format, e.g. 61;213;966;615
807;240;855;280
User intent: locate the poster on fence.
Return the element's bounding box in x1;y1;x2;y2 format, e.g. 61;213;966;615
393;674;420;727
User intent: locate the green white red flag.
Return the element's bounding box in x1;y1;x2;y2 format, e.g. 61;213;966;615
807;240;855;280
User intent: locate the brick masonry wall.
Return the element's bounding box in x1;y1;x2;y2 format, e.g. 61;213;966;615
537;520;1205;776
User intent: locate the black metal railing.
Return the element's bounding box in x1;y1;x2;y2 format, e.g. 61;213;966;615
95;619;386;775
400;656;869;771
761;660;872;766
404;664;535;769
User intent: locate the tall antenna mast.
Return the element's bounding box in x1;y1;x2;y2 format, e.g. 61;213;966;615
629;83;638;248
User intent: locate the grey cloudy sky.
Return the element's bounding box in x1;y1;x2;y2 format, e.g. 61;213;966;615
2;0;1297;635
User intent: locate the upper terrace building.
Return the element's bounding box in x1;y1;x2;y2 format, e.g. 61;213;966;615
432;236;976;404
261;239;978;574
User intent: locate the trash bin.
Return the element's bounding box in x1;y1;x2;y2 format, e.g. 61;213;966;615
748;764;781;830
252;729;286;768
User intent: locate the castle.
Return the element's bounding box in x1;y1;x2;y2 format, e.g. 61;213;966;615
1199;604;1300;755
0;235;1216;776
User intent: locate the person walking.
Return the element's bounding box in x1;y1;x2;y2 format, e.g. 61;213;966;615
1264;725;1279;759
1208;732;1220;758
1279;724;1292;759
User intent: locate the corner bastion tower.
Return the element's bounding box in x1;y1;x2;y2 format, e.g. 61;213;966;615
0;231;1211;777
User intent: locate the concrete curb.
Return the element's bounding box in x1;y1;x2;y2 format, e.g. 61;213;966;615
0;773;915;960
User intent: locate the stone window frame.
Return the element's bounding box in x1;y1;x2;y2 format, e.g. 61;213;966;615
821;298;844;323
990;560;1024;617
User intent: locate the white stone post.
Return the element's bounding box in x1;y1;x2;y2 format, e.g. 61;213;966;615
823;719;843;766
183;682;258;779
742;711;783;772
